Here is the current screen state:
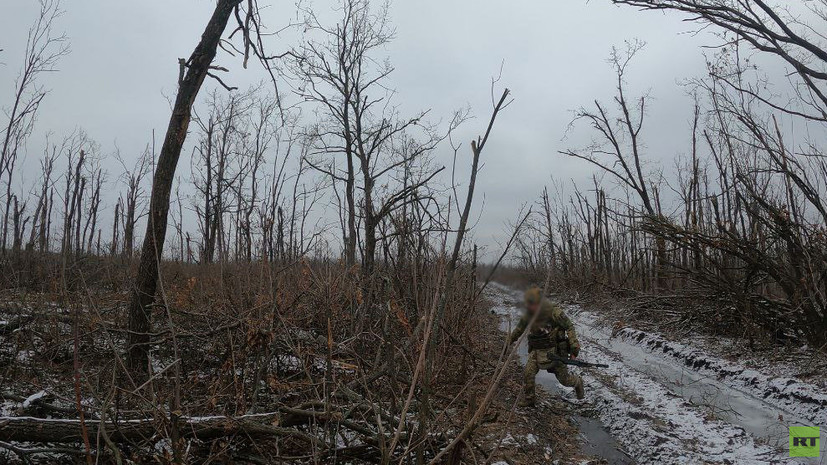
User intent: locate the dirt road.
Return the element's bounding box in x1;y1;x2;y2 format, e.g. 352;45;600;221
489;283;827;465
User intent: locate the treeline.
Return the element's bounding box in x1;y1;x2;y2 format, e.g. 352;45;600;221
0;3;469;271
517;1;827;347
0;1;531;463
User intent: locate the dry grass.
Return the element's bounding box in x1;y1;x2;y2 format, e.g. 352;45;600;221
0;253;578;464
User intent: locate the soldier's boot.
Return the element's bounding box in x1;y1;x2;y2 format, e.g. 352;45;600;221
574;377;585;400
520;381;537;408
551;363;584;400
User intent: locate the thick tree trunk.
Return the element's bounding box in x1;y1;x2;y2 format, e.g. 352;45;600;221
123;200;135;257
362;173;376;276
364;215;377;275
345;152;357;266
126;0;241;373
111;200;119;256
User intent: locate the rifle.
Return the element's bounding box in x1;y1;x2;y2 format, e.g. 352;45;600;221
547;354;609;369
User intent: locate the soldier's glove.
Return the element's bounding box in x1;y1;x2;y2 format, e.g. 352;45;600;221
570;343;580;358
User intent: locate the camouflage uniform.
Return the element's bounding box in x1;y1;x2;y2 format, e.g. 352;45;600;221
509;289;584;405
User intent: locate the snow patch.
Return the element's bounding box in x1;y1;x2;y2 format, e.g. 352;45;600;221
611;324;827;426
21;390;47;409
487;283;825;464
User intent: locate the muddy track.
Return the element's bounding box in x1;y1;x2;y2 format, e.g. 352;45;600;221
488;283;827;465
611;326;827;425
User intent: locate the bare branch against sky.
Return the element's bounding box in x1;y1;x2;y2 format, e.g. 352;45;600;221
0;0;796;254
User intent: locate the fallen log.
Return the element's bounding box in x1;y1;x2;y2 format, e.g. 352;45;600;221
0;413;321;445
1;391;81;416
0;316;34;336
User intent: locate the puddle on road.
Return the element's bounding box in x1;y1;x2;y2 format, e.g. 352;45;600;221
521;333;635;464
498;302;633;464
571;415;635;465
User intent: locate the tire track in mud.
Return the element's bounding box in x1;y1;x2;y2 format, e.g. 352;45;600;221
488;283;824;464
575;327;792;464
610;326;827;426
572;306;826;464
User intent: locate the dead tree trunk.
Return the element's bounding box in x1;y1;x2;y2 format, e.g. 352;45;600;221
126;0;242;374
111;199;120;256
0;413;319;445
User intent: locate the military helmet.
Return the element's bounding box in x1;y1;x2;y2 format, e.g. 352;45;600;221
524;286;542;306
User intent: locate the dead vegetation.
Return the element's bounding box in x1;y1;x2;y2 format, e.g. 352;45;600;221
514;1;827;352
0;1;575;462
6;0;827;462
0;256;577;463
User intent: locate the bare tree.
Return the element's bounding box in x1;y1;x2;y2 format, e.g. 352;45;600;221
561;41;669;290
239;90;279;261
287;0;382;267
0;0;68;252
59;133;94;258
191;89;255;263
80;163;103;255
612;0;827;122
291;0;445;275
115;147;151;257
27;140;59;252
520;1;827;344
259;112;300;261
126;0;286;373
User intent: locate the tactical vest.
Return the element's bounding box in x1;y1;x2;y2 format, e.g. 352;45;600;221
527;323;569;353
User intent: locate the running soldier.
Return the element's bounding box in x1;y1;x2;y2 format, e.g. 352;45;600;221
508;287;584;407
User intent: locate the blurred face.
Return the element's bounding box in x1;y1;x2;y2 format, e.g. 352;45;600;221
526;301;540;314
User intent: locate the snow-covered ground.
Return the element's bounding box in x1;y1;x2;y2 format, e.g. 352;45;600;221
487;282;827;465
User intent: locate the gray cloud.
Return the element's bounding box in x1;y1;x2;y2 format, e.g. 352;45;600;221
0;0;740;257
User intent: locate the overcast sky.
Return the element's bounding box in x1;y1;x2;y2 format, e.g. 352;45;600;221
0;0;733;256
